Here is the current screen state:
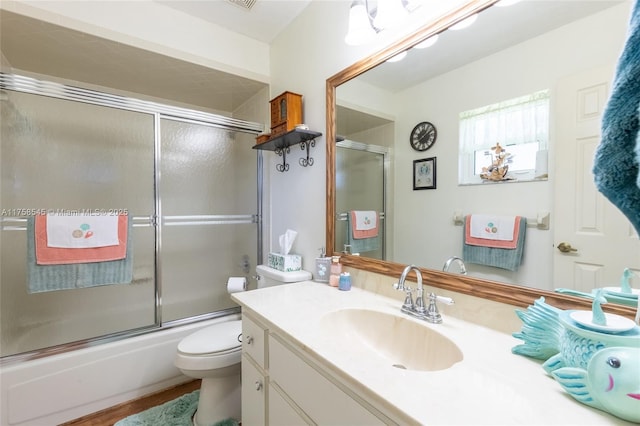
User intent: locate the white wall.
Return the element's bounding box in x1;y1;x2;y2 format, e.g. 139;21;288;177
266;0;467;268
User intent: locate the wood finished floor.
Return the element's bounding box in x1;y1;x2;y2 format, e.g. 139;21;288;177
60;380;201;426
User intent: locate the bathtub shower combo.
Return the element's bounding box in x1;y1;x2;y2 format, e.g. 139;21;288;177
1;73;263;363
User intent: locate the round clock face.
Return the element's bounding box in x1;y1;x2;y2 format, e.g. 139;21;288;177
410;121;437;151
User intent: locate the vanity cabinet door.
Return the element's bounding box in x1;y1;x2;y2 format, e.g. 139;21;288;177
269;335;387;425
268;383;312;425
241;354;266;426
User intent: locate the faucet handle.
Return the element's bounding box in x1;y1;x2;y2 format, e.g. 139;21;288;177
393;282;411;292
435;295;454;305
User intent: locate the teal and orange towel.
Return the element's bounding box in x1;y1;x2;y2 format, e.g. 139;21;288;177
27;213;133;293
462;215;526;271
347;210;380;253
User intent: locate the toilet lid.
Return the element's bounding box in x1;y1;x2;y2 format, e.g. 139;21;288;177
177;320;242;355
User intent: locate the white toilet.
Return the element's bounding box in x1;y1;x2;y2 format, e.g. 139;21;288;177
255;264;312;287
174;266;311;426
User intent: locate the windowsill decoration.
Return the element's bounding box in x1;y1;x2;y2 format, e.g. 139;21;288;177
480;142;514;182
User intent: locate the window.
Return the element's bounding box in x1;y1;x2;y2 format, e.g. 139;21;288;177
459;90;550;184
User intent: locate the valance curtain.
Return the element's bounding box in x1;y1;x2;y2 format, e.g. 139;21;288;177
459;90;550;154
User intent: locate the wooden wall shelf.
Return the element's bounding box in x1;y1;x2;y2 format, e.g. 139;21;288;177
253;128;322;172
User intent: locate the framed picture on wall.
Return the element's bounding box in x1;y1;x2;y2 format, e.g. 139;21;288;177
413;157;436;190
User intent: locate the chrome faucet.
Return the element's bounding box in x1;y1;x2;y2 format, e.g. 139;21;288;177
393;265;454;323
443;256;467;275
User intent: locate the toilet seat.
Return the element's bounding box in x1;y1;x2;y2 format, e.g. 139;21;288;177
175;320;242;372
177;320;242;356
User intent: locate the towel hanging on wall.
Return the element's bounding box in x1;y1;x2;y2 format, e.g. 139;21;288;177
462;216;527;271
346;211;379;253
465;215;522;249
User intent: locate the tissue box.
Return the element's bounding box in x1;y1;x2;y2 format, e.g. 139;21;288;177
268;252;302;272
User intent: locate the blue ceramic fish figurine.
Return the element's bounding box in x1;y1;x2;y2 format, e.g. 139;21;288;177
552;347;640;423
512;297;640;422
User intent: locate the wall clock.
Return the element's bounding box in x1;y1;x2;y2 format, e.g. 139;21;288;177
410;121;437;151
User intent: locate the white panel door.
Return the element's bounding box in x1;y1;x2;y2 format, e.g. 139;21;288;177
554;66;640;291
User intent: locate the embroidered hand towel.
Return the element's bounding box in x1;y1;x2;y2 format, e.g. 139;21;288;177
36;214;128;265
466;215;522;249
350;211;378;239
469;214;517;241
46;214;120;248
27;216;133;293
593;0;640;234
463;216;527;271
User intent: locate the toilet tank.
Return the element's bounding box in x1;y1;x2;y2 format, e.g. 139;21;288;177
256;265;312;288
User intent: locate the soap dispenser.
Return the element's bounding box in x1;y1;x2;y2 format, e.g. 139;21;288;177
314;248;331;283
329;256;342;287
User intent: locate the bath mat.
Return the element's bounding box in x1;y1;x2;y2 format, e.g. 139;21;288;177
114;390;239;426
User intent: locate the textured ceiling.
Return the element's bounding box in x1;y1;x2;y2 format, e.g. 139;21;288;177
155;0;312;44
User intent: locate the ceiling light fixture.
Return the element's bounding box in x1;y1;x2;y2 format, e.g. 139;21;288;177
344;0;415;46
344;0;378;45
373;0;409;30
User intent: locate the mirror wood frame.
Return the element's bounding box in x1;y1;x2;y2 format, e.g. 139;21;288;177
325;0;635;318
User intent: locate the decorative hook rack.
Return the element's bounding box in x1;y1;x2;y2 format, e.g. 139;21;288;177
253;128;322;172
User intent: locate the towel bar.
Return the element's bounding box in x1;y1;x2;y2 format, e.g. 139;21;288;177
337;212;386;221
452;211;550;230
0;215;154;231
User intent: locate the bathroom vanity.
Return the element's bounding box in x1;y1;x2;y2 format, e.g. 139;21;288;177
232;281;634;425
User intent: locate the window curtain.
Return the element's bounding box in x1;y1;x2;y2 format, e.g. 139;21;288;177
459;90;550;154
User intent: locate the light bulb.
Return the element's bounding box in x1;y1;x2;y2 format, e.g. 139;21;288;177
373;0;409;30
344;0;377;45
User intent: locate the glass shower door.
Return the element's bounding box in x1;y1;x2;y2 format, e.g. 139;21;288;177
335;144;387;260
159;118;257;322
0;90;157;356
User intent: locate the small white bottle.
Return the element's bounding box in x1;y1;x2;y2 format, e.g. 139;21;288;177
329;256;342;287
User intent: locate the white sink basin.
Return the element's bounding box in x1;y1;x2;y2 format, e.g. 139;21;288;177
320;308;463;371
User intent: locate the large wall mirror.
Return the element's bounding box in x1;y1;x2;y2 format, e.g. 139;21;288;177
326;0;638;316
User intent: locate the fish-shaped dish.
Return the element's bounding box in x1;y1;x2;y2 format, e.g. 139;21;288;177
512;294;640;423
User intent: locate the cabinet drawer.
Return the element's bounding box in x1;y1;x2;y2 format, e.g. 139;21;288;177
270;122;290;137
242;314;267;369
241;354;266;426
269;335;385;425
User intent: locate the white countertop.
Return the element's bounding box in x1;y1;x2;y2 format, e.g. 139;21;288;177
232;281;632;425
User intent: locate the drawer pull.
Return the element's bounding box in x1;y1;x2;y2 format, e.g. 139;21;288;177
246;335;254;345
254;380;263;391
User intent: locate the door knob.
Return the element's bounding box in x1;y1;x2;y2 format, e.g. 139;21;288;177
557;242;578;253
